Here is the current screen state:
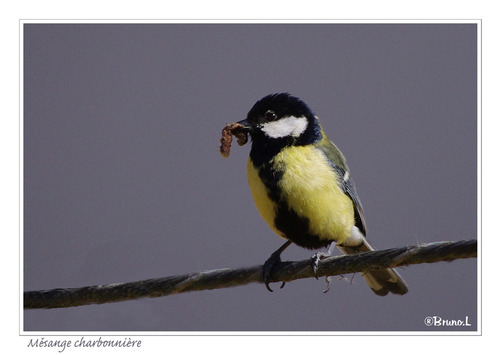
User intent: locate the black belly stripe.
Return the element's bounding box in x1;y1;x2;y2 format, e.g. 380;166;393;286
257;161;331;250
274;201;332;249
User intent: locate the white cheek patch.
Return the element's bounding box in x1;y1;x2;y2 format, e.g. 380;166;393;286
260;116;308;139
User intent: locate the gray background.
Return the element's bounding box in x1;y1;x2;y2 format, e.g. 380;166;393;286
23;23;477;331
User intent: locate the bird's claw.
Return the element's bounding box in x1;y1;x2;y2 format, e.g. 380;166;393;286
310;252;328;279
262;240;292;292
311;252;334;293
323;276;332;293
263;251;285;292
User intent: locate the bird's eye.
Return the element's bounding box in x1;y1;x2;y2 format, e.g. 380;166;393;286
264;110;277;121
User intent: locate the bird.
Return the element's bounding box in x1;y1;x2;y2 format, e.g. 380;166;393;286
234;93;408;296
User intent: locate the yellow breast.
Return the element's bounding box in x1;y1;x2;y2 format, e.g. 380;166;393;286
247;146;355;244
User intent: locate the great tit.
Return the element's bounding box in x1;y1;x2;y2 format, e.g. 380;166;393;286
236;93;408;296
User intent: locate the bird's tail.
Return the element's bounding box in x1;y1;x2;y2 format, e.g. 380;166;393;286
337;229;408;296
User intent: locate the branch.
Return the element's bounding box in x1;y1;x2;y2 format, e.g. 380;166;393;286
24;240;476;309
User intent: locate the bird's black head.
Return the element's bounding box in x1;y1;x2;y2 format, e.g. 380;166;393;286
247;93;313;125
237;93;323;165
239;93;321;143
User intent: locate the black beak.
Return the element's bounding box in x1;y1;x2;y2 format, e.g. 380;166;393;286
236;118;252;132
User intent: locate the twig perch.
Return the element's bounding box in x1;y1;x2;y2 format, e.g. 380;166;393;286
24;240;476;309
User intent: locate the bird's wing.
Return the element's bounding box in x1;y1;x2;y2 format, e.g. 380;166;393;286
316;135;367;236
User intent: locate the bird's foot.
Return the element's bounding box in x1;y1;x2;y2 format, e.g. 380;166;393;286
312;243;336;293
263;251;286;292
263;241;292;292
310;254;334;293
310;251;331;279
